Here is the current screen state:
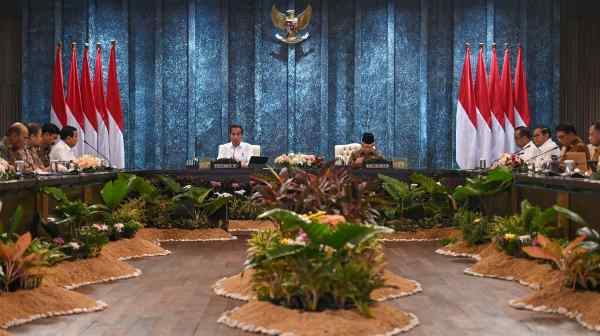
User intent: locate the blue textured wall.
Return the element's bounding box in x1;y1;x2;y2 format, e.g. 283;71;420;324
21;0;561;169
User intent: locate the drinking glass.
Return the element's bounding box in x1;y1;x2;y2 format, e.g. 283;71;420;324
15;160;25;177
564;160;575;174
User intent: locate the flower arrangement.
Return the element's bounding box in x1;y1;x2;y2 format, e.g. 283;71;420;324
246;209;392;316
74;155;103;171
274;153;323;168
0;159;16;181
61;225;109;259
109;221;143;241
492;153;524;169
0;158;11;174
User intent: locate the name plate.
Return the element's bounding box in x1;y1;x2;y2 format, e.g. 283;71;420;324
211;162;241;169
364;162;392;169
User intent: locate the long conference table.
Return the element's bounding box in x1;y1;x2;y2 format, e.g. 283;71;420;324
1;168;599;238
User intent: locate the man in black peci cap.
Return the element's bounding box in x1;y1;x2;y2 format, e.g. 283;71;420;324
349;132;384;168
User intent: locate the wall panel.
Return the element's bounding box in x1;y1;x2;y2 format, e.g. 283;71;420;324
21;0;562;168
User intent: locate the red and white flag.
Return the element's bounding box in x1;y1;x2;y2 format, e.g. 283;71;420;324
94;45;110;161
51;44;67;128
514;46;530;128
456;47;478;169
107;42;125;168
489;45;505;160
474;46;493;165
501;47;517;153
81;45;98;156
66;43;85;157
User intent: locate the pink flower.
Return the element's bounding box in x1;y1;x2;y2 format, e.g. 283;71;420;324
231;182;241;189
296;229;309;243
210;181;222;188
53;237;65;246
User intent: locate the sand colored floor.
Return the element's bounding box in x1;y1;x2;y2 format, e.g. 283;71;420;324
8;239;597;336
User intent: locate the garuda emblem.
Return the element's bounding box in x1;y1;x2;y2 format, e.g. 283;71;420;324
271;5;313;45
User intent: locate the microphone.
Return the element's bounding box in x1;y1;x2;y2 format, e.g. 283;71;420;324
83;139;114;168
525;145;560;163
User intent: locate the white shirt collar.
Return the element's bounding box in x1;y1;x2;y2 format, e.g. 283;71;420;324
540;139;555;149
228;142;247;148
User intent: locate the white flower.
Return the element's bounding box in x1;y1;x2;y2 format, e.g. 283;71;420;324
114;223;125;232
0;158;9;174
234;190;246;196
93;224;109;232
275;153;319;166
216;192;233;198
518;234;531;242
68;242;81;250
73;155;102;169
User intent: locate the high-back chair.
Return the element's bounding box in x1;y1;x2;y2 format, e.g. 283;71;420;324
334;143;361;165
249;145;261;157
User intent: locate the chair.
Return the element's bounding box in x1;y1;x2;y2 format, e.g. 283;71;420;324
334;143;361;165
249;145;261;157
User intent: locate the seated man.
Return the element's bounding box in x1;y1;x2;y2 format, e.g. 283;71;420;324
27;123;47;170
0;122;37;172
217;124;253;167
588;121;600;162
532;127;560;167
514;126;538;161
349;133;384;168
40;123;61;167
50;126;78;162
556;123;590;163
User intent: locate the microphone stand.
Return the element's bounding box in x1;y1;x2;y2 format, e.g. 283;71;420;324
83;139;114;168
524;146;560;163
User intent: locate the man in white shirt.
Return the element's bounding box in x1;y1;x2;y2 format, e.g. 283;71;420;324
532;127;560;168
514;126;539;162
217;124;253;167
50;126;78;162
